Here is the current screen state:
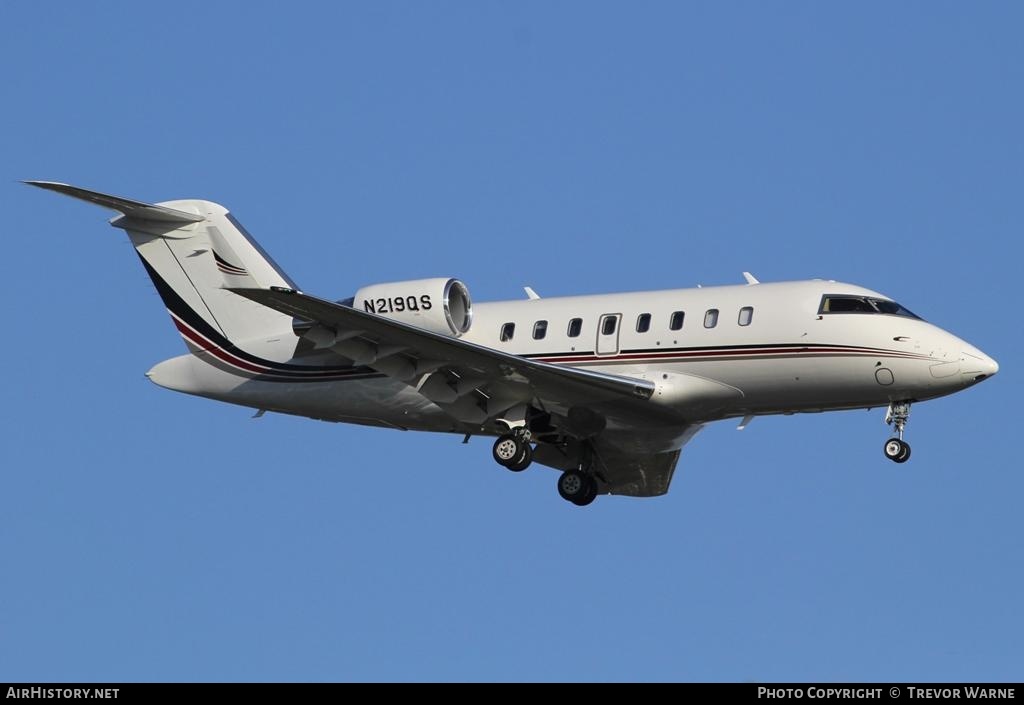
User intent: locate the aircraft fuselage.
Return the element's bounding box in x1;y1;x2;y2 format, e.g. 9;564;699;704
150;278;996;452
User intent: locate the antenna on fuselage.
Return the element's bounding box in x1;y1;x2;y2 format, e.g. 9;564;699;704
742;272;760;285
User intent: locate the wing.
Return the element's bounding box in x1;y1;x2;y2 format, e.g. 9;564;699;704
232;287;659;420
231;287;698;496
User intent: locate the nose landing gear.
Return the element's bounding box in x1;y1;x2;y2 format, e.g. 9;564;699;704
883;401;912;463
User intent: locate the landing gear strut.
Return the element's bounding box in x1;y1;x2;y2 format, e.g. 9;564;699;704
492;430;533;472
883;401;912;463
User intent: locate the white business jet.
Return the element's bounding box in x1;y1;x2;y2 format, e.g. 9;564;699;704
28;181;998;506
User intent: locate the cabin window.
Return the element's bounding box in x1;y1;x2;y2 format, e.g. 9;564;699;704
533;320;548;340
602;316;617;335
704;309;719;328
500;322;515;342
636;313;651;333
738;306;753;326
567;318;582;337
669;311;684;331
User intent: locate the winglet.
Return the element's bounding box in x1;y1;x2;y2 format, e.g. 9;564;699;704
24;181;204;224
523;286;541;300
742;272;760;285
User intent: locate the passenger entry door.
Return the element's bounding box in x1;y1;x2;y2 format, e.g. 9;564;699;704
596;314;621;356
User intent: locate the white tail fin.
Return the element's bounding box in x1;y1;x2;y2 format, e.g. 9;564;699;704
26;181;297;349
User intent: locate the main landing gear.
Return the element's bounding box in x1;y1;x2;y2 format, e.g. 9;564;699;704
492;430;533;472
557;468;598;507
883;401;912;464
491;430;600;506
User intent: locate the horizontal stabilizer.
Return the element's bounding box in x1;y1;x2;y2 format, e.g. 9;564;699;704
24;181;204;224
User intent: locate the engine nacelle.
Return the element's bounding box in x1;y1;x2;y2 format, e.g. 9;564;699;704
352;277;473;337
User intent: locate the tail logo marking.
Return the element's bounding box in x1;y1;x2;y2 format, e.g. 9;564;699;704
213;250;248;276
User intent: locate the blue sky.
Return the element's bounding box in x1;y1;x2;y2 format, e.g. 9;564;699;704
1;1;1020;682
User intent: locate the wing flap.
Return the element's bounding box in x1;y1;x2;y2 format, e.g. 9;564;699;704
532;437;697;497
597;449;682;497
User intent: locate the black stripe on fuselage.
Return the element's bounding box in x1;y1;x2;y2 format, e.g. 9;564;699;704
524;342;933;362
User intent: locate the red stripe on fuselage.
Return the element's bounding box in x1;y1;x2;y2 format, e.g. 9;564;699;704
168;311;363;379
171;316;269;374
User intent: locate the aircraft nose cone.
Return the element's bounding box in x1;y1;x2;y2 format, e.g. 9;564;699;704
962;348;998;384
985;355;999;377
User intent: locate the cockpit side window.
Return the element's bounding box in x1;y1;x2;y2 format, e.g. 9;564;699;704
819;295;921;319
820;296;874;313
871;299;920;318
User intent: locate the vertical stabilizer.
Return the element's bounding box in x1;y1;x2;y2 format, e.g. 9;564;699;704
26;181;297;349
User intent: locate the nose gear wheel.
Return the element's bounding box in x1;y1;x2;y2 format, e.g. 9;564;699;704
883;402;912;463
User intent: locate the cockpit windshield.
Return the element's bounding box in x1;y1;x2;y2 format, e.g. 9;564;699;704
819;295;921;320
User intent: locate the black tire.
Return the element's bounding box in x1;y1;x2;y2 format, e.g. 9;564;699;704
884;438;904;462
505;443;533;472
894;442;911;464
492;434;523;467
557;470;596;505
573;476;599;506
